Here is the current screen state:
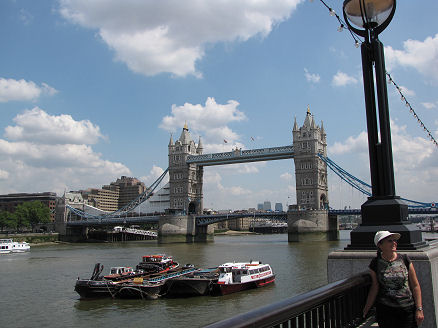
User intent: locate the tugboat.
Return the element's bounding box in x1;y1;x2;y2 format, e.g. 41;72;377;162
212;261;275;295
136;254;179;272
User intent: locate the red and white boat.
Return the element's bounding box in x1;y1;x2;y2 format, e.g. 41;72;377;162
213;261;275;295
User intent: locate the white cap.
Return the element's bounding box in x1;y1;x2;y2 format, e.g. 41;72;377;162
374;231;401;246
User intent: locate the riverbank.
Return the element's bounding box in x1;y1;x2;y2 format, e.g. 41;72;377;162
214;230;257;235
0;232;59;244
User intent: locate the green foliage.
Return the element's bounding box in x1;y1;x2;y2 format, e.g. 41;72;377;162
0;210;17;231
8;201;51;231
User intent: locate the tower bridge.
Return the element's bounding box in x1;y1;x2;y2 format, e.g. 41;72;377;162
61;108;435;242
161;108;332;241
63;108;334;241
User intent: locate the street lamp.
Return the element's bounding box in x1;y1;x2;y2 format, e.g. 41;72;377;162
342;0;425;249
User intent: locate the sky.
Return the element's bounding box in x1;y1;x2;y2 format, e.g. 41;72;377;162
0;0;437;211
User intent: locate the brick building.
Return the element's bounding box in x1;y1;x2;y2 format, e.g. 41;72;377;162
0;192;57;222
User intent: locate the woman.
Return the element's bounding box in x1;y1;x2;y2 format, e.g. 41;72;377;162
363;231;424;327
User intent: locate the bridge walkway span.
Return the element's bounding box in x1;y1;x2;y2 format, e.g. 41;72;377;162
186;145;294;166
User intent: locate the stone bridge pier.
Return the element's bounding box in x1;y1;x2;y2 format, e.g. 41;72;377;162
287;209;338;241
158;215;214;242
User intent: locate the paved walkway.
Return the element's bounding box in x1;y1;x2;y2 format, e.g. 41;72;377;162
358;316;378;327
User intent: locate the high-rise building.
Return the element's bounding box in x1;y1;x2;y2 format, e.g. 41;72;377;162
275;202;283;212
263;201;272;211
80;188;119;212
107;176;148;209
257;203;263;210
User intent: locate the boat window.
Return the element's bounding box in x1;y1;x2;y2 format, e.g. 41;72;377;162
243;270;248;275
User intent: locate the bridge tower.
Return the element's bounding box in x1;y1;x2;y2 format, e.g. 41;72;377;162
288;108;335;241
292;107;329;210
168;123;204;215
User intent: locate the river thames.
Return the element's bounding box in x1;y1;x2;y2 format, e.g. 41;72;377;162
2;230;431;328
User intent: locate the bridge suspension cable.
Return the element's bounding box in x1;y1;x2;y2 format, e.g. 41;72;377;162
66;168;169;220
318;154;436;209
318;153;371;197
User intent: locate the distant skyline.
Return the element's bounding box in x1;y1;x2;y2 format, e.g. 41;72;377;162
0;0;437;210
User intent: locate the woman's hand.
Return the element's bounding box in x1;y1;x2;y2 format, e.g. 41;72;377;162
416;308;424;326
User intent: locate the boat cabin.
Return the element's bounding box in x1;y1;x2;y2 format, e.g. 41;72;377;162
142;254;173;266
217;261;273;284
109;267;134;275
0;239;13;253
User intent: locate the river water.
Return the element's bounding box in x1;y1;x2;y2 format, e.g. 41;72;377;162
0;231;385;327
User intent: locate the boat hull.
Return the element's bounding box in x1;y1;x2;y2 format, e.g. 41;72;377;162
74;279;117;299
114;283;165;299
165;277;216;297
213;275;275;296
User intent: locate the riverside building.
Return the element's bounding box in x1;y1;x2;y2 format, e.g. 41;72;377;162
0;192;57;222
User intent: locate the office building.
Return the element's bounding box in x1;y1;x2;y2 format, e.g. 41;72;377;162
0;192;57;221
263;201;272;211
275;203;283;212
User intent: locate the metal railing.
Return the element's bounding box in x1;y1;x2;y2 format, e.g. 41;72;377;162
204;272;371;328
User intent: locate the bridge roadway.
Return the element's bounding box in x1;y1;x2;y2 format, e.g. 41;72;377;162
66;215;160;227
66;207;437;228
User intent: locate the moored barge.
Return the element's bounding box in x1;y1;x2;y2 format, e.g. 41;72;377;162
75;254;179;299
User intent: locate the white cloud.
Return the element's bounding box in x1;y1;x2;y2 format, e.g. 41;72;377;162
332;71;358;87
0;169;9;179
398;86;415;98
0;78;58;103
204;170;251;196
140;165;168;186
280;172;292;180
304;68;320;83
328;122;438;205
422;102;437;110
329;131;368;155
385;34;438;82
59;0;303;77
0;108;130;195
4;107;104;145
160;97;247;152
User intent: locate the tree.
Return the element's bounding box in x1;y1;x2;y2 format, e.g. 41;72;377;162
15;201;51;231
0;210;19;232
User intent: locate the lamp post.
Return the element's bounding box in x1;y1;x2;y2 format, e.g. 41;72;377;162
342;0;425;249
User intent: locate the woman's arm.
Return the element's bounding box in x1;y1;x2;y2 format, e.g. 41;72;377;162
363;269;379;318
408;263;424;326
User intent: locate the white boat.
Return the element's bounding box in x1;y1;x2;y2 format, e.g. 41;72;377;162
0;239;31;254
212;261;275;295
